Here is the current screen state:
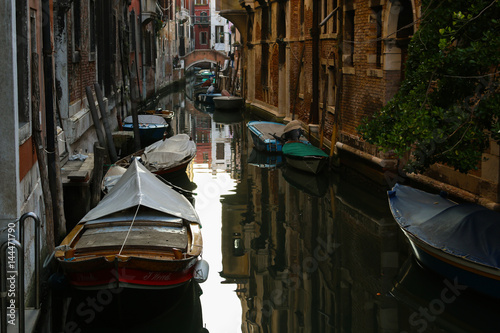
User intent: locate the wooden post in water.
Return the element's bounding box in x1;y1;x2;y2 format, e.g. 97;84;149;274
91;143;105;208
94;83;118;162
86;86;107;150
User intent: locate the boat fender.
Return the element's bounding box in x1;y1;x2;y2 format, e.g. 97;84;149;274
193;259;209;283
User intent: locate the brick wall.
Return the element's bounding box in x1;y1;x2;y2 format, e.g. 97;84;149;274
68;0;97;104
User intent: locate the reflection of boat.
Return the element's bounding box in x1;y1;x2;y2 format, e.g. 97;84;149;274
247;121;308;152
213;95;244;110
212;109;243;124
388;183;500;299
108;133;196;179
281;165;329;197
122;114;169;146
64;280;207;333
282;142;329;174
247;148;283;168
56;159;207;290
391;255;500;332
194;100;215;113
197;93;222;104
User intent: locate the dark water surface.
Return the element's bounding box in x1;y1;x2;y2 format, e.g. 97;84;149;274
59;90;500;333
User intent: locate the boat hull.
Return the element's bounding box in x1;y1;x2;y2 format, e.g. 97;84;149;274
282;142;329;174
61;256;199;290
213;96;244;110
403;229;500;299
122;124;169;146
283;155;328;174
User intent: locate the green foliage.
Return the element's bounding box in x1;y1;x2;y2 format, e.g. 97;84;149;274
358;0;500;173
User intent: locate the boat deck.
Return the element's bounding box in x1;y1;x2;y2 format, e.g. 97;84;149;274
75;225;188;252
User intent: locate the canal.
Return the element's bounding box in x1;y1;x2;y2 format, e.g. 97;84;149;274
58;88;499;333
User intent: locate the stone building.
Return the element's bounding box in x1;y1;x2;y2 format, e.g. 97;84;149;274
219;0;499;207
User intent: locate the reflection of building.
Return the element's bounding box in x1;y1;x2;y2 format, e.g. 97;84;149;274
219;135;410;331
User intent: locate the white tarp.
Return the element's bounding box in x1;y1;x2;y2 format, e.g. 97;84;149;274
80;159;200;224
141;134;196;172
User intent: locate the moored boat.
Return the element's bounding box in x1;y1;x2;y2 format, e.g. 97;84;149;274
282;141;329;174
246;121;309;153
111;133;196;174
213;95;244;110
388;183;500;299
122;114;170;146
56;159;207;290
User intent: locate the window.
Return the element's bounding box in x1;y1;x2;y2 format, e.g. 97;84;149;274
195;0;208;4
200;11;209;23
344;10;355;66
322;0;338;34
215;26;224;43
89;0;96;61
130;11;136;52
200;31;208;45
72;0;81;62
373;6;382;68
261;6;269;41
261;43;269;86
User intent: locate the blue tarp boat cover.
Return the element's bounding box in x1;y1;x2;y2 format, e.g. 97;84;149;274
388;183;500;269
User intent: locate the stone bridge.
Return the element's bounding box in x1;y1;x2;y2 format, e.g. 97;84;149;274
181;49;230;69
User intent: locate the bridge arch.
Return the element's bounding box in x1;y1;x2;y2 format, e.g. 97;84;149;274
182;49;230;69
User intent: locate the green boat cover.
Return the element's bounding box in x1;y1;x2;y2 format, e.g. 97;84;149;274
282;142;328;158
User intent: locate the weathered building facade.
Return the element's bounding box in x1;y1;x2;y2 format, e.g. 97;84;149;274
219;0;499;207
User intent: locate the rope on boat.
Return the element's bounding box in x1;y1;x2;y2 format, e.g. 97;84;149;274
118;204;141;255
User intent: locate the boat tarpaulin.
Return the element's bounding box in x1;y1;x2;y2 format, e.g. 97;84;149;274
282;142;328;158
389;183;500;268
80;159;200;224
142;134;196;171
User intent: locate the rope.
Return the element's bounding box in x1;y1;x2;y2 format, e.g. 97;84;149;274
118;204;141;255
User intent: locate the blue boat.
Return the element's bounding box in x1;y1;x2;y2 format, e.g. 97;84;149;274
122;115;169;147
246;121;309;153
388;183;500;299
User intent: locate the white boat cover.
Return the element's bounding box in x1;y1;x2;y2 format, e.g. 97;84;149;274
141;134;196;172
80;159;200;224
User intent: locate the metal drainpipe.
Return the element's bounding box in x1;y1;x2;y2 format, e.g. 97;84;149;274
310;0;320;124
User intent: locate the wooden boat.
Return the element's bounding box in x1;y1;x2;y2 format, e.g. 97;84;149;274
213;95;244;110
55;159;207;290
143;109;174;123
103;134;196;192
247;121;309;153
388;183;500;299
282;141;329;174
122;114;170;146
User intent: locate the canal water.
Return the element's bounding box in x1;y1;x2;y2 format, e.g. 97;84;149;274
58;89;500;333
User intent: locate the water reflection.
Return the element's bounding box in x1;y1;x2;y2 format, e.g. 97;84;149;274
57;89;499;333
63;281;206;333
